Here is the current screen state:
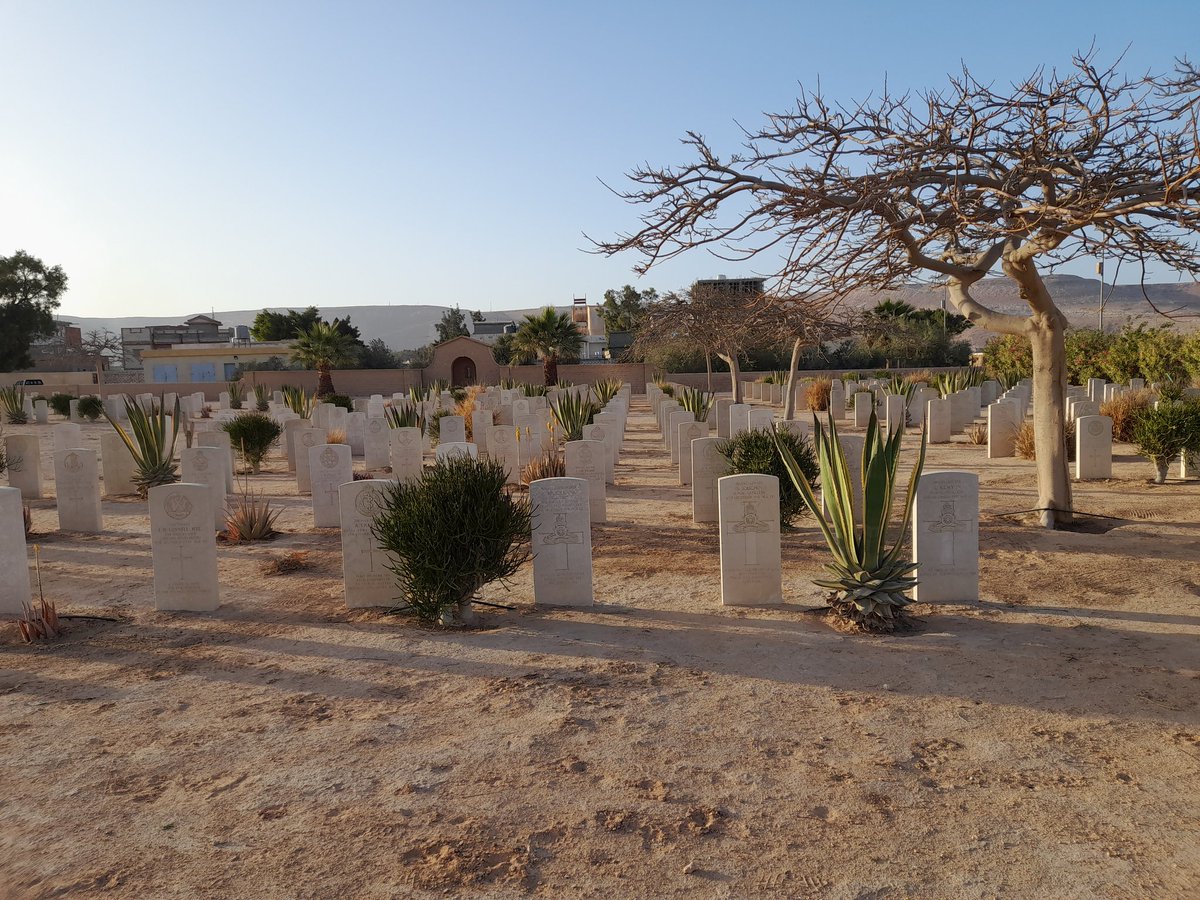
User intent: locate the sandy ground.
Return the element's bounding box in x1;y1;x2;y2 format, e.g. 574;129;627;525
1;399;1199;899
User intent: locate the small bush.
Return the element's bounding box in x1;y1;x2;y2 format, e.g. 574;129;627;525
326;393;354;411
373;456;532;624
1100;389;1154;442
1131;400;1200;482
253;384;270;412
964;422;988;445
77;395;104;421
49;393;73;417
806;378;832;412
222;412;283;474
327;428;347;444
227;380;245;410
718;427;819;526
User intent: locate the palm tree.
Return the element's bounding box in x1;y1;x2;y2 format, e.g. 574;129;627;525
512;308;583;386
290;320;358;397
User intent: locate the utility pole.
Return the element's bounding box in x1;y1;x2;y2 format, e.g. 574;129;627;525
1096;257;1105;332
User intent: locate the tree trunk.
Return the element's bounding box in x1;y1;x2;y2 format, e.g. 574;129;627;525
543;355;558;387
783;338;803;420
719;353;742;402
705;351;713;392
316;365;334;398
1029;321;1073;527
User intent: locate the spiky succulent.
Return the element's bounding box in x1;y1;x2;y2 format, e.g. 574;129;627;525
776;411;926;633
104;397;181;496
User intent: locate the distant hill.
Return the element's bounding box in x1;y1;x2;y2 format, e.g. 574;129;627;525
58;276;1199;352
853;274;1200;344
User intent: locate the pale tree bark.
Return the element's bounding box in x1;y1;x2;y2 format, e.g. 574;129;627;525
718;352;742;402
704;351;713;392
783;337;803;420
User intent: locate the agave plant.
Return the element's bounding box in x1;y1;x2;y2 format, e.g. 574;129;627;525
0;386;28;425
281;384;316;418
677;387;714;421
776;411;927;633
385;404;423;430
592;378;624;405
933;368;987;397
227;379;246;410
519;383;549;397
104;397;182;496
408;384;432;405
550;392;597;442
253;383;270;411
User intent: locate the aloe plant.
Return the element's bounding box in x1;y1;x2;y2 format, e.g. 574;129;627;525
104;397;182;496
592;378;624;405
776;411;927;633
385;403;423;431
933;368;987;397
253;383;270;411
550;392;597;442
227;379;246;410
281;384;315;418
0;386;28;425
677;387;714;421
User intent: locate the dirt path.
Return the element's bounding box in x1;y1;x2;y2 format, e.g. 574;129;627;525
1;400;1198;898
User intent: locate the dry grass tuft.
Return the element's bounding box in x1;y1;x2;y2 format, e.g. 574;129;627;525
806;378;832;412
521;452;565;485
1100;389;1154;442
260;551;314;576
326;428;347;445
1015;420;1076;462
964;422;988;445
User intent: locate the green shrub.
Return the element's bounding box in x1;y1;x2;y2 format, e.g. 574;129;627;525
281;384;315;418
227;379;246;410
48;393;73;417
222;412;284;474
325;393;353;411
1131;400;1200;483
253;383;270;411
372;456;532;625
77;395;104;421
678;387;714;421
718;427;819;527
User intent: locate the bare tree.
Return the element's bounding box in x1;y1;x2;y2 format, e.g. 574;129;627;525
594;55;1200;527
634;283;776;401
81;328;122;364
767;294;854;419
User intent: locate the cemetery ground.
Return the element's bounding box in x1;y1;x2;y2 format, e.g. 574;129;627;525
2;401;1199;899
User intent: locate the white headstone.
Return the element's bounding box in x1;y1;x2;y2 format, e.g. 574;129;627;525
714;398;734;438
487;425;521;484
439;415;467;445
986;401;1019;458
100;432;138;497
181;446;230;529
913;471;979;603
389;427;423;484
564;440;607;524
345;411;366;456
363;417;390;470
926;398;951;444
149;484;220;611
0;487;32;616
728;403;751;438
294;427;326;494
677;420;709;486
747;409;775;433
853;392;873;428
471;410;492;456
1075;415;1113;480
310;443;354;527
820;433;865;521
195;430;235;492
668;410;694;464
53;449;102;532
53;423;83;453
581;424;615;485
828;385;846;421
691;437;729;524
718;474;782;606
884;394;906;435
4;435;42;499
339;479;401;609
435;442;477;461
33;399;49;424
530;477;593;607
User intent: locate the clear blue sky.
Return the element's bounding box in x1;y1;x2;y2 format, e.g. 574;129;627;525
1;1;1194;320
